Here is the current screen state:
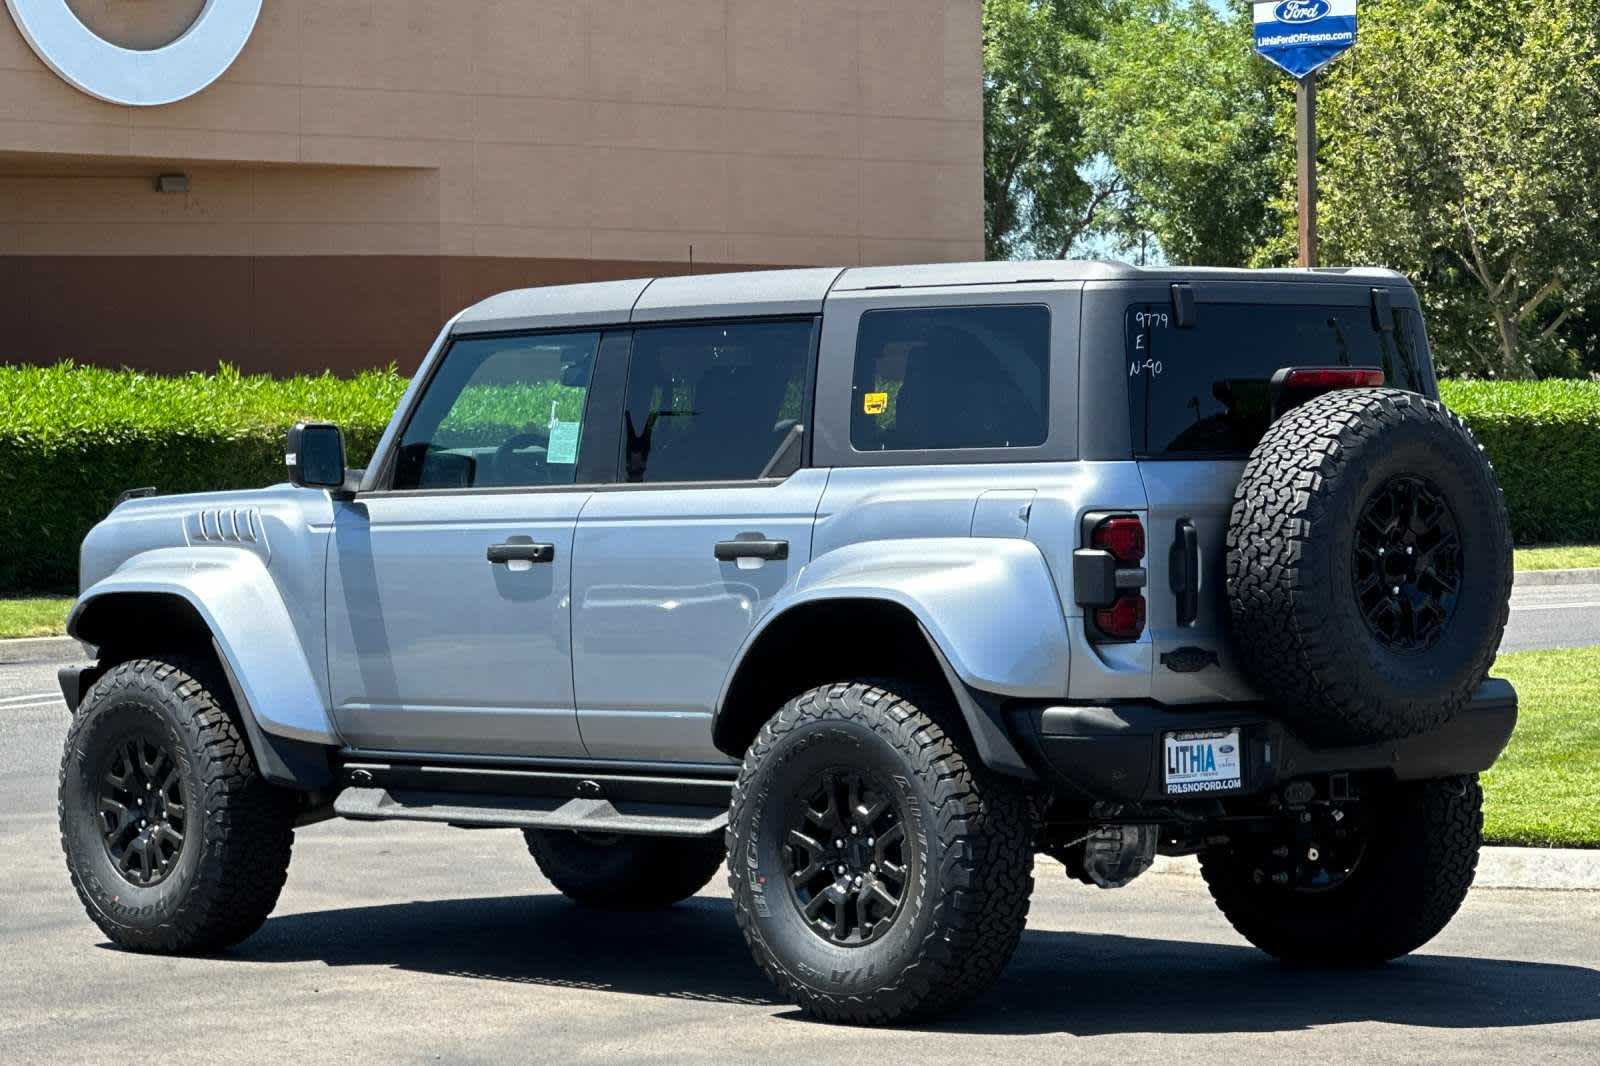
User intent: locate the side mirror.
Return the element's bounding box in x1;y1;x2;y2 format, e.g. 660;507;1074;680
286;421;347;491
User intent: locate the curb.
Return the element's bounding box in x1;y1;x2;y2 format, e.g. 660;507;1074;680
0;635;85;665
1514;567;1600;588
1152;846;1600;892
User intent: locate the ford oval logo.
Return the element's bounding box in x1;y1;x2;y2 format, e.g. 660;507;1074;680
1275;0;1330;23
1218;744;1236;754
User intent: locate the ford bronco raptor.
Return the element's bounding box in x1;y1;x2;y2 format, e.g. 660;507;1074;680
58;262;1515;1024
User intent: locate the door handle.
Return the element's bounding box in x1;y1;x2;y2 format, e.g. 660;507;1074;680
1169;518;1200;626
714;538;789;562
487;542;556;565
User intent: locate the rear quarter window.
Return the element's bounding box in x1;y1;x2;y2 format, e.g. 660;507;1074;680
1126;303;1425;457
850;305;1051;452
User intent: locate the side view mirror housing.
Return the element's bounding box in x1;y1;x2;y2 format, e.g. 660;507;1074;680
286;421;350;494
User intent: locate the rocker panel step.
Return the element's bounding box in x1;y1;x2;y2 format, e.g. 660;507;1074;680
337;759;735;808
333;787;729;838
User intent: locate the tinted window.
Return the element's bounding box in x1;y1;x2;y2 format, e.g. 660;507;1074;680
623;319;813;483
1126;303;1424;456
851;306;1050;452
392;332;598;490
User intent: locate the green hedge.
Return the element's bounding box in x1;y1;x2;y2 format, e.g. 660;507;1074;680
0;364;408;592
1;365;1596;593
1438;380;1600;546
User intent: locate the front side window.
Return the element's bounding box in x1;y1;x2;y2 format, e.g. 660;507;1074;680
391;331;599;490
622;319;814;483
850;305;1052;452
1126;303;1425;457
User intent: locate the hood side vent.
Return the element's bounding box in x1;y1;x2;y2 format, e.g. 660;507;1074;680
183;508;270;562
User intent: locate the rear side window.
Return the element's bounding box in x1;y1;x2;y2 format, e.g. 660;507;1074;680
851;305;1051;452
1126;303;1424;457
622;319;814;483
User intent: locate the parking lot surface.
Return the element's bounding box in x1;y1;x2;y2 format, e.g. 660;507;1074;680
4;639;1599;1065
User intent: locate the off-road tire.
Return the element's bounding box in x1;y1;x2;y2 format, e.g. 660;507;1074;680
727;680;1037;1025
1200;775;1482;964
58;657;297;953
1227;388;1512;745
523;830;725;909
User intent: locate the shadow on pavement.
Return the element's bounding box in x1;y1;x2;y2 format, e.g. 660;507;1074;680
215;894;1600;1035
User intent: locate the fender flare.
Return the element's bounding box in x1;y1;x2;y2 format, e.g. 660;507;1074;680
714;538;1072;776
67;547;336;789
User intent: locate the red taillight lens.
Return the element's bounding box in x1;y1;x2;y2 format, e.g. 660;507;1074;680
1086;514;1147;642
1282;367;1385;390
1091;515;1145;565
1094;595;1146;641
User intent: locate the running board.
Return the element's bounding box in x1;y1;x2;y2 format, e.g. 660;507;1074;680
334;787;728;838
330;759;734;839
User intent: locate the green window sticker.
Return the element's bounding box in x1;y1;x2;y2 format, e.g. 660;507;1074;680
546;419;581;465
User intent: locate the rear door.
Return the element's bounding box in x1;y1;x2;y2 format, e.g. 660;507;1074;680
570;318;824;765
1126;286;1429;704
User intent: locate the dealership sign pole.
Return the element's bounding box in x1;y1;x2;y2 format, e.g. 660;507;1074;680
1253;1;1358;268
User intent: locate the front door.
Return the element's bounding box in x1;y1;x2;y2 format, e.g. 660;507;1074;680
327;329;608;757
571;318;824;765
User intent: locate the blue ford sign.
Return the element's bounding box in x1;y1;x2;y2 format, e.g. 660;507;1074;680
1254;0;1357;79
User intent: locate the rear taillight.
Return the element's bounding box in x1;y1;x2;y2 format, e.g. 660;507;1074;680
1093;594;1146;642
1091;515;1145;566
1074;513;1147;644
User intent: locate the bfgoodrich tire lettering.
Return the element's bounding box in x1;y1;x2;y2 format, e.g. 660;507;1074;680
1226;388;1512;744
58;657;296;953
727;681;1036;1025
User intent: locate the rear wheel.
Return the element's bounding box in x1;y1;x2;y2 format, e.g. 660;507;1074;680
58;657;297;953
1200;775;1482;964
727;681;1036;1025
522;830;725;909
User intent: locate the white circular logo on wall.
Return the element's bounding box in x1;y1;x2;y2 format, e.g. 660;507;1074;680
6;0;261;106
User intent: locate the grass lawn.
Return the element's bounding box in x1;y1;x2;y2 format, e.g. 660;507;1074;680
0;596;74;639
1516;544;1600;571
1483;646;1600;848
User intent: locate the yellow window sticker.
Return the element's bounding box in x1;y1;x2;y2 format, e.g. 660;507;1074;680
863;391;889;415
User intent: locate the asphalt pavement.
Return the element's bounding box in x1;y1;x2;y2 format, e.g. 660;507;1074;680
1498;579;1600;652
2;583;1598;1064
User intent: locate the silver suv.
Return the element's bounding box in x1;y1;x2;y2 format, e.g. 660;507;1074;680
57;262;1516;1024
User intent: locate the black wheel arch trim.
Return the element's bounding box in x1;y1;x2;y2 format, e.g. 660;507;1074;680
709;597;1039;781
59;643;333;793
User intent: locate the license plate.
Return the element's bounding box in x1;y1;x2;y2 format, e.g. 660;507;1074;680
1163;729;1243;795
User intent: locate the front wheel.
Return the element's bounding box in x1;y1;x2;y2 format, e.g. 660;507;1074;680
727;681;1037;1025
1200;775;1482;965
58;657;298;953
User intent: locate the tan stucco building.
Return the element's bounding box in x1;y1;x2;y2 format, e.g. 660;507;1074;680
1;1;983;373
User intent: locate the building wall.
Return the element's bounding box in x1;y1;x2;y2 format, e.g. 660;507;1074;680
0;1;984;373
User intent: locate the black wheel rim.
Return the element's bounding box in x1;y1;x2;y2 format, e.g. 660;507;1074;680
96;732;187;887
1247;810;1368;894
1353;474;1462;653
783;770;909;946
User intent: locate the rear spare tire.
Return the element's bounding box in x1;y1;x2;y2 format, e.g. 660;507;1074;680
1226;388;1511;745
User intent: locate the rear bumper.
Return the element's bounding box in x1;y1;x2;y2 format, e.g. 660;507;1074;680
1008;678;1517;804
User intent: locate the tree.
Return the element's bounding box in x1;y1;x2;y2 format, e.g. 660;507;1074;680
1083;1;1285;266
983;1;1117;259
1312;0;1600;378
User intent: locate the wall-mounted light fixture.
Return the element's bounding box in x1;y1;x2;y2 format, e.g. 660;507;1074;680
155;173;189;194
